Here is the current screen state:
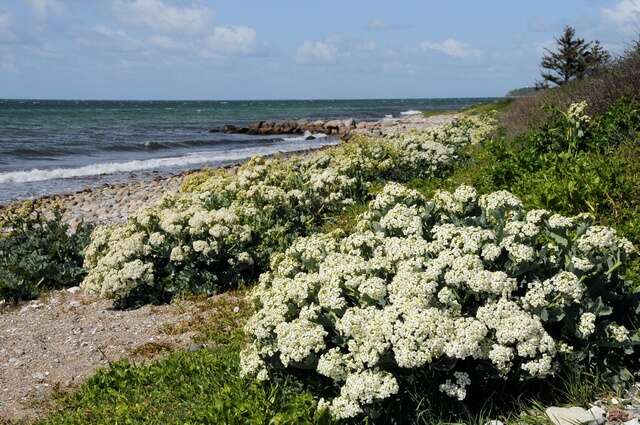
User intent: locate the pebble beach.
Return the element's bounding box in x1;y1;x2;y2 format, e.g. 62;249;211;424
3;112;457;228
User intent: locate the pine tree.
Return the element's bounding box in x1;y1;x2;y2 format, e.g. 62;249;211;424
539;26;610;87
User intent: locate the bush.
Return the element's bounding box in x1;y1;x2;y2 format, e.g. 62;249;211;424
0;202;93;302
502;41;640;136
478;100;640;245
241;183;639;420
81;117;494;308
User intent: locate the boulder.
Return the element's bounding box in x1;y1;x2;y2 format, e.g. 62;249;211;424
324;119;343;135
343;118;356;129
545;406;606;425
258;121;274;135
247;121;264;133
223;124;238;133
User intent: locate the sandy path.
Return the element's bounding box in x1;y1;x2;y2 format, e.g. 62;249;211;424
0;288;228;421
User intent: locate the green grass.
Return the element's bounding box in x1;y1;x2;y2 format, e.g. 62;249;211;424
37;295;322;425
422;99;514;118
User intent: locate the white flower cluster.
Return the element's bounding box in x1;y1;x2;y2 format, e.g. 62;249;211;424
241;183;636;419
81;116;493;302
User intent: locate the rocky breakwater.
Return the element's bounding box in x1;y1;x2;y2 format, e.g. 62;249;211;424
214;118;357;139
213;113;460;140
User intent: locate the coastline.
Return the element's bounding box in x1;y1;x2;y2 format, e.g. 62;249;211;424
1;112;457;229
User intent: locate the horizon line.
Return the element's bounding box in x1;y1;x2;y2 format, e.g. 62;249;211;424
0;96;504;103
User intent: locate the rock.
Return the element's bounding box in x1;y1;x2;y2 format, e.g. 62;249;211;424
258;121;274;135
247;121;264;133
187;343;205;352
67;286;81;294
32;372;46;382
309;120;325;132
324;120;344;135
303;131;315;140
222;124;238;133
608;408;633;422
545;406;606;425
343;118;356;129
624;419;640;425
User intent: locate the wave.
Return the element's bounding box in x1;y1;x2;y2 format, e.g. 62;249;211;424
282;132;328;142
0;139;340;184
2;136;289;159
400;110;423;116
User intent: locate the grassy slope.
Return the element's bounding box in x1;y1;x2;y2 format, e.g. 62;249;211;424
422;99;513;118
37;98;639;424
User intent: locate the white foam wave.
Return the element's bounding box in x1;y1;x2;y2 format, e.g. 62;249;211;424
400;110;422;116
282;131;328;142
0;139;339;184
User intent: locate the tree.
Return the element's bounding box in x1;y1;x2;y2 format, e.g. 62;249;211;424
539;26;610;87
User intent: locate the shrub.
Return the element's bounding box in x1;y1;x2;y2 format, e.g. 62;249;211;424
0;202;93;302
81;117;494;308
241;183;639;420
502;41;640;136
478;100;640;245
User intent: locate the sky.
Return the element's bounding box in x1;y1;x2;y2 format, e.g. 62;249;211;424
0;0;639;100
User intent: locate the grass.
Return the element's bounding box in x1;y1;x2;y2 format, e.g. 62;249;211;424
37;294;322;425
422;99;514;118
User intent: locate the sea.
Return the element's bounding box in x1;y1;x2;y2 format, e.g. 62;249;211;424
0;98;495;204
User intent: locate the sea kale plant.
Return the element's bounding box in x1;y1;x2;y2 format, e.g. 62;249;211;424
0;202;93;302
81;116;494;307
240;183;638;420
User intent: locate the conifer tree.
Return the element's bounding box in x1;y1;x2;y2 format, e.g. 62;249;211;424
539;26;610;87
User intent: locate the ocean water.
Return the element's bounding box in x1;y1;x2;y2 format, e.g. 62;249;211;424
0;98;495;204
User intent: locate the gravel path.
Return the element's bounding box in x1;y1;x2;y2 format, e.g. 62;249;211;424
0;288;225;421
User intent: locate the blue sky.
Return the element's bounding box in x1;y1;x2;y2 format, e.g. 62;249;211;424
0;0;638;100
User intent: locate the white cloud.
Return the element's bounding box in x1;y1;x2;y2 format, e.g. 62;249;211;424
0;10;16;43
204;25;256;55
25;0;65;19
420;39;482;58
603;0;640;33
295;40;337;64
113;0;214;34
85;25;144;52
149;34;183;50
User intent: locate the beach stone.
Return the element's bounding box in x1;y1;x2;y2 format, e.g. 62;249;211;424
624;419;639;425
187;343;205;352
324;120;342;133
545;406;606;425
32;372;46;382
